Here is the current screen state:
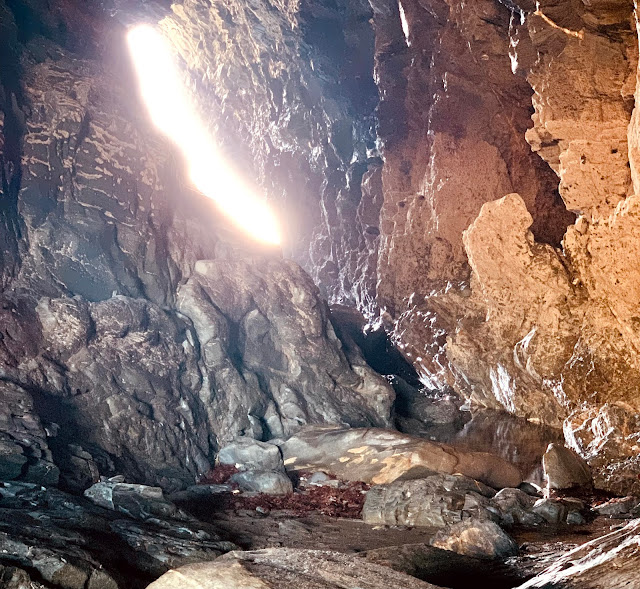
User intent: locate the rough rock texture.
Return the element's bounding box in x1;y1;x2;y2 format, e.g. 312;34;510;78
280;426;523;488
0;0;396;492
431;519;519;560
517;518;640;588
0;481;237;589
124;0;384;308
361;474;495;527
146;549;445;589
361;0;640;495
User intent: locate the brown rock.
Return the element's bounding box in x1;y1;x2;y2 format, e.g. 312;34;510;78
281;426;522;489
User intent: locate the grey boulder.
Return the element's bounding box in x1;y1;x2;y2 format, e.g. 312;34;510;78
431;520;519;560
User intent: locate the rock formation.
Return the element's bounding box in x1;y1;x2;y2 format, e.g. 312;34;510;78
0;0;395;492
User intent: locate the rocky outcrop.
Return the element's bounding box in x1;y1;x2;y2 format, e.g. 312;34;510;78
147;549;445;589
357;0;640;496
0;0;397;491
517;518;640;588
0;481;237;589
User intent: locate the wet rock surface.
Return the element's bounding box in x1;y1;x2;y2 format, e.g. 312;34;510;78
280;426;523;489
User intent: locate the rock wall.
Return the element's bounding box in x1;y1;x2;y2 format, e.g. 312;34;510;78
370;0;640;493
0;0;394;491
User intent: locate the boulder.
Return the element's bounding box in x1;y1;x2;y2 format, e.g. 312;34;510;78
217;438;285;472
84;480;184;521
491;488;543;526
362;474;496;527
542;444;592;491
431;520;519;559
517;519;640;588
146;549;445;589
228;470;293;495
281;426;522;489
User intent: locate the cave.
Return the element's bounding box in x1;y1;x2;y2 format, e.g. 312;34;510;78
1;0;640;587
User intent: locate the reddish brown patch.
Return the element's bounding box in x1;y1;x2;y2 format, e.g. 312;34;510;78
221;481;370;519
199;464;239;484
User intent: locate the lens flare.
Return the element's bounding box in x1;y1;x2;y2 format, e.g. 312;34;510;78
126;24;281;246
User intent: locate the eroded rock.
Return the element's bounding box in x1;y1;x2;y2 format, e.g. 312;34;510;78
362;474;495;527
281;426;522;489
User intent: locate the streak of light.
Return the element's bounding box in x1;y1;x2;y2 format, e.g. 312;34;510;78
126;25;281;245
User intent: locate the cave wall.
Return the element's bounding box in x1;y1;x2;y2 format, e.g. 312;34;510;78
3;0;640;496
0;0;394;491
370;0;640;493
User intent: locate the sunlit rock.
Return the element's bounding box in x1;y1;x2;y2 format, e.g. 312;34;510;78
431;519;519;560
280;426;522;489
146;549;445;589
542;443;592;492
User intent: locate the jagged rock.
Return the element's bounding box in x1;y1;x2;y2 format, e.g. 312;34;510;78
594;496;640;517
0;565;43;589
543;443;592;491
280;426;522;489
362;474;496;527
0;381;59;486
517;519;640;588
176;257;394;443
84;480;185;521
228;470;293;495
431;520;519;560
491;488;544;527
146;549;445;589
0;482;237;584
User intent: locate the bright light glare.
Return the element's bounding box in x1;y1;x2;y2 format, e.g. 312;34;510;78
126;25;281;246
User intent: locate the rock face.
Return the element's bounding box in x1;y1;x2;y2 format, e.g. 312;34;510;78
517;518;640;588
146;549;445;589
0;0;396;492
357;0;640;495
280;426;523;489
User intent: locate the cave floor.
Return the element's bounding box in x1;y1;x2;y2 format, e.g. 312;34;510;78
182;505;622;588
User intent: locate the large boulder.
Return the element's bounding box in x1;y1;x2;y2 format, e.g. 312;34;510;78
280;426;522;489
146;549;445;589
542;443;592;492
362;474;496;527
431;520;519;560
